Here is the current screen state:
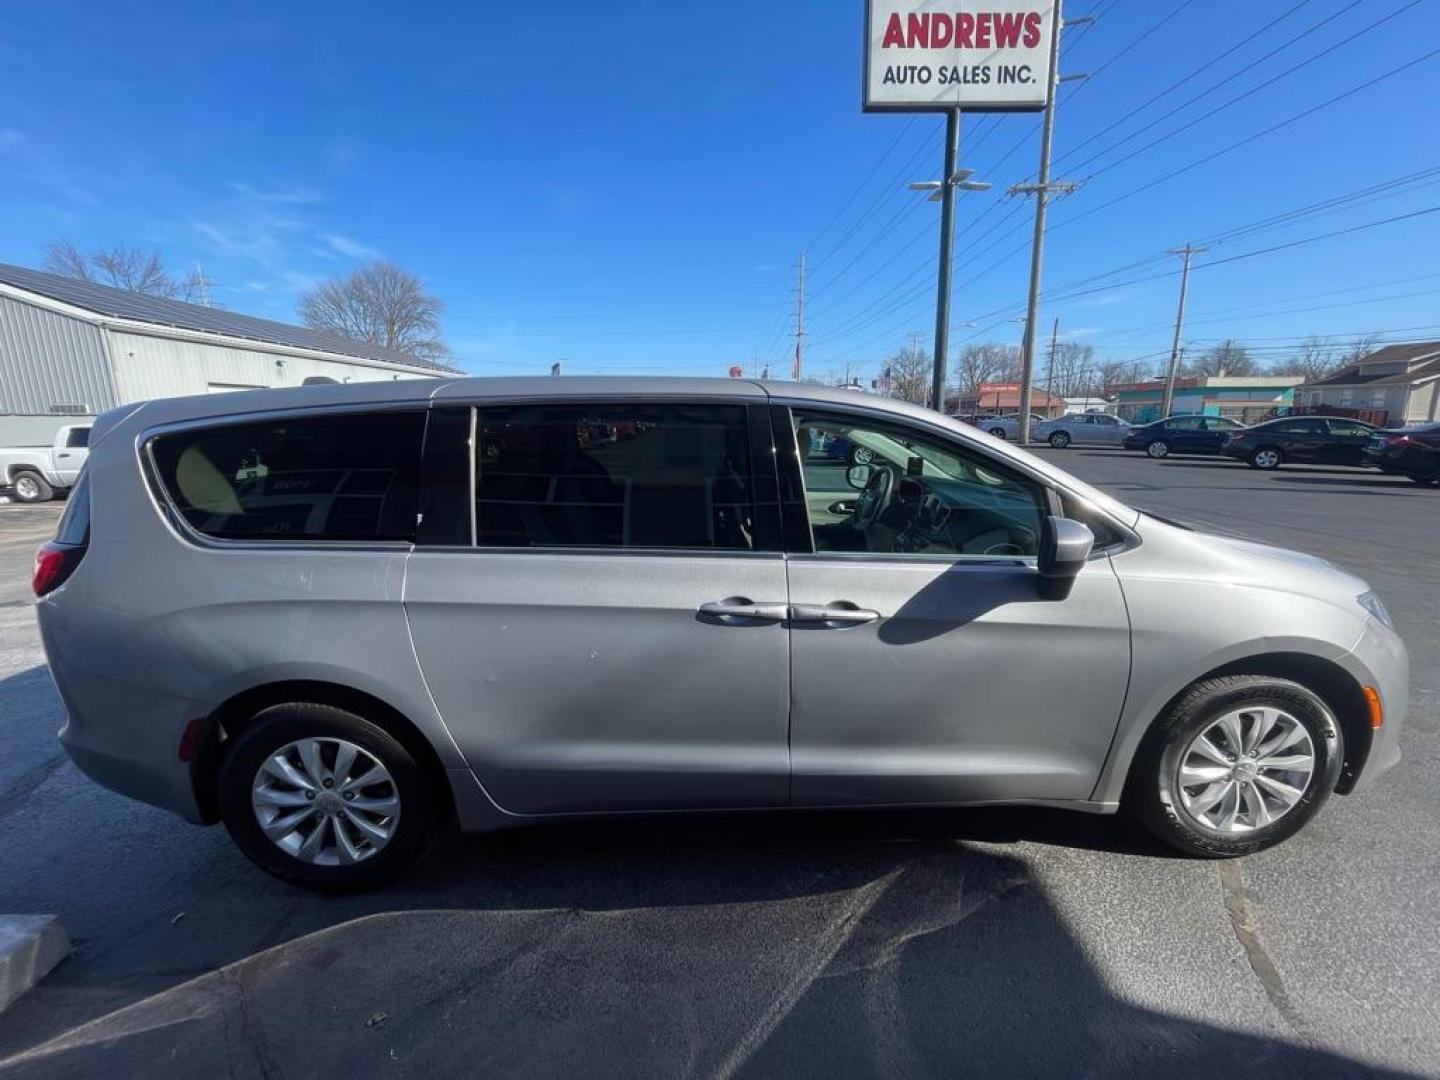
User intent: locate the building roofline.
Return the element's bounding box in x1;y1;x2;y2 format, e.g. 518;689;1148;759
0;264;460;374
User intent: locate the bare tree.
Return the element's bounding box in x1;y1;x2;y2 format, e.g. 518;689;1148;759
45;241;209;301
885;340;933;405
1097;357;1151;392
1045;341;1096;398
1269;336;1341;382
299;261;448;362
953;342;1021;395
1337;334;1381;369
1188;339;1257;377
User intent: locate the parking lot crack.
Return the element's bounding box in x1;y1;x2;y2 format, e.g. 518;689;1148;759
1218;860;1312;1044
0;752;69;823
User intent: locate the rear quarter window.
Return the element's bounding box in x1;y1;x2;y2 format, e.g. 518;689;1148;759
150;410;425;542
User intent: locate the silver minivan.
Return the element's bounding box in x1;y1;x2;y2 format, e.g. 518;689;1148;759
36;379;1407;889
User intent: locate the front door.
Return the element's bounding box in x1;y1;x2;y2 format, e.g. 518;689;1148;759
779;406;1132;807
404;400;791;815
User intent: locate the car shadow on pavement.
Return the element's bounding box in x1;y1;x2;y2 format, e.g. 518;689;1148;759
0;666;1423;1079
0;820;1420;1079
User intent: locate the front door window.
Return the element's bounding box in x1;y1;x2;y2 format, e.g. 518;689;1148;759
793;412;1046;559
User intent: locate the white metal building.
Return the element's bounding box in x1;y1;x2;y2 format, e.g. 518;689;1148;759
0;262;456;445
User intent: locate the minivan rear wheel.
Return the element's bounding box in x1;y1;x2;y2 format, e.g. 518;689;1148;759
218;703;434;890
1128;676;1342;858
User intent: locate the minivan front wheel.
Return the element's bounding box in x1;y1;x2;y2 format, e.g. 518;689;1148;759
218;703;434;890
1129;676;1342;858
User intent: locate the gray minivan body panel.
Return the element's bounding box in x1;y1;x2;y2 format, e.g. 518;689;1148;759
786;554;1131;805
405;550;791;814
37;377;1408;833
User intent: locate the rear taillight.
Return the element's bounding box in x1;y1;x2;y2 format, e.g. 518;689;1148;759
33;542;85;597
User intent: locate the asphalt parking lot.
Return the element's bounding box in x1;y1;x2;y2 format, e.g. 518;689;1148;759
0;450;1436;1080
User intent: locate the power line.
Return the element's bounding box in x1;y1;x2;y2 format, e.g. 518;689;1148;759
1060;0;1364;177
1053;44;1440;232
1052;0;1317;169
1075;0;1422;184
802;117;918;256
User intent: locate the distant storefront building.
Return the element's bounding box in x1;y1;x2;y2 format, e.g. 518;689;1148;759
953;382;1067;418
1292;343;1440;428
1107;376;1304;424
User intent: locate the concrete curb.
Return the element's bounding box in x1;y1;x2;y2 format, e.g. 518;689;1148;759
0;916;70;1012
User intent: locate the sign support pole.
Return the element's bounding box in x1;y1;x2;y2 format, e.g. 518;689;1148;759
931;108;960;414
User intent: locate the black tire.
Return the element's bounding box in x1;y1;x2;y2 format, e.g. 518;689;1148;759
988;427;1007;439
1408;474;1438;487
218;703;435;891
1249;446;1284;470
1048;431;1071;448
10;470;53;503
1145;439;1170;459
1127;676;1343;858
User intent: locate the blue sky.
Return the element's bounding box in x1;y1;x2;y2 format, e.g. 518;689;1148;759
2;0;1438;383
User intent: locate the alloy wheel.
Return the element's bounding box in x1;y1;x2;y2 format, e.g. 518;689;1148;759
252;737;401;865
1146;440;1170;459
1176;707;1315;834
1050;432;1070;448
14;476;39;501
1253;449;1281;469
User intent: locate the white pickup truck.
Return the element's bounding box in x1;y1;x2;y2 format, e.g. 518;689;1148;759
0;423;91;502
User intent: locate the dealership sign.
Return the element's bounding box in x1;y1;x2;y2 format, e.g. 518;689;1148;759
864;0;1056;113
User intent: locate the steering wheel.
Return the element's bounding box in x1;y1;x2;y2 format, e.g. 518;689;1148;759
853;466;893;530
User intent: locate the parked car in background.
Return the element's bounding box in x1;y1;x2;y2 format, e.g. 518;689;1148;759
36;379;1408;889
977;413;1048;441
1366;422;1440;485
1222;416;1377;470
1121;415;1247;459
0;423;91;502
1033;413;1132;448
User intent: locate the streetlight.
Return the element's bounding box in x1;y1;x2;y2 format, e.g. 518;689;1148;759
911;165;993;413
909;171;993;201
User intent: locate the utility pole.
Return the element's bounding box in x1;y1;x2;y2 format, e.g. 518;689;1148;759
1046;317;1060;417
1011;0;1090;444
931;109;961;414
1161;243;1208;418
792;251;807;382
193;262;213;308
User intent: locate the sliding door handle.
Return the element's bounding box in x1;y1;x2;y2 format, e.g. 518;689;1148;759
791;603;880;625
698;599;789;622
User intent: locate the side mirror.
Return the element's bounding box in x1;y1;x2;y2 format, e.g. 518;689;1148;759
1037;516;1094;601
845;463;875;490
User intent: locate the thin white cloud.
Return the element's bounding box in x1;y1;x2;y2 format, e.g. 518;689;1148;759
227;181;324;205
318;232;381;260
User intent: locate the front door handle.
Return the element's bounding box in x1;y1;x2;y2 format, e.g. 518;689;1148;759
698;598;789;622
791;603;880;625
